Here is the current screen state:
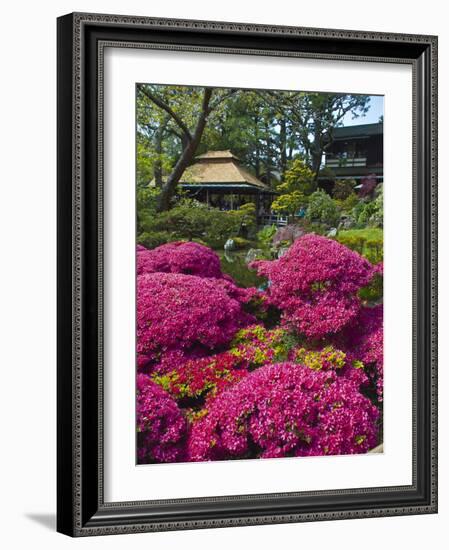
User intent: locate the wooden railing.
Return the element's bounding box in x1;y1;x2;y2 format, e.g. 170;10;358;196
259;214;288;227
325;156;367;168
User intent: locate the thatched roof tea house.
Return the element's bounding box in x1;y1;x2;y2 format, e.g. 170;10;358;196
179;150;276;215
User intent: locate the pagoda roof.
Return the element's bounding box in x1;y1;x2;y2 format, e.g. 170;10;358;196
332;122;383;140
179;150;270;191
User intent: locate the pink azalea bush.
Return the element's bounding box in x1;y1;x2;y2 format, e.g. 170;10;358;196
251;234;375;338
137;272;253;370
153;351;248;407
289;345;369;391
135;238;383;463
229;324;293;369
188;362;379;461
137;374;187;463
343;305;383;401
137;241;223;278
137;242;263;316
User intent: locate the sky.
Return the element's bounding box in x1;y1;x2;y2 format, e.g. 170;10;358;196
341;95;384;126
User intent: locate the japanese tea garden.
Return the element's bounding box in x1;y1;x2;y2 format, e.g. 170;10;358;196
136;84;384;464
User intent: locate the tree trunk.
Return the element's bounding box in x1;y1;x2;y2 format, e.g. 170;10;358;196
156;89;213;212
254;115;260;178
264;121;272;186
311;125;323;182
153;117;168;188
279;118;287;178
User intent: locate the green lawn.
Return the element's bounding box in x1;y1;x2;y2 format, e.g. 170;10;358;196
334;228;383;264
336;228;383;241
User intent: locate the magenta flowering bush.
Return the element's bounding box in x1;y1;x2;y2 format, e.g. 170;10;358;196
137;241;223;278
251;234;375;338
135;238;383;463
153;351;248;407
229;324;293;369
137;242;263;316
289;345;369;391
137;374;187;463
188;362;379;461
343;305;383;401
137;272;253;370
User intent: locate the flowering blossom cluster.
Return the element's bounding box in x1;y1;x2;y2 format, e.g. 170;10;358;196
251;234;375;338
137;272;253;371
152;351;248;405
290;345;347;371
289;345;369;391
137;241;223;278
342;305;383;401
137;374;187;463
229;324;293;369
188;362;379;461
136;238;383;463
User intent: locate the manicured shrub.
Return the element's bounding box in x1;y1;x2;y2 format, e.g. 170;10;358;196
137;272;253;370
350;186;383;229
343;305;383;401
277;158;316;196
137;241;223;278
251;234;374;338
229;324;294;369
271;191;308;215
289;344;369;390
137;374;187;463
138;199;256;249
188;362;379;461
305;190;340;227
290;345;347;371
256;224;277;247
153;351;248;405
335;192;359;215
137;230;173;250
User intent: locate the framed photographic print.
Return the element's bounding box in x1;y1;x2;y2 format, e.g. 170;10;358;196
57;12;438;537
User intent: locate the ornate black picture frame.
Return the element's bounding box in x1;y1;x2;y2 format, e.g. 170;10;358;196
57;12;438;537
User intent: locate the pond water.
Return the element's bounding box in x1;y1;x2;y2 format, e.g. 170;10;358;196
218;251;267;288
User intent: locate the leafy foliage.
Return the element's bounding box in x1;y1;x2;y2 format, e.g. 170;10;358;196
256;224;277;247
277;158;316;195
137;241;223;278
134;84;383;464
138;199;256;250
272;191;308;215
335;228;383;263
152;352;247;409
333;179;356;200
251;234;374;338
188;362;379;461
136;239;383;463
305;190;340;227
137;272;254;371
137;374;187;463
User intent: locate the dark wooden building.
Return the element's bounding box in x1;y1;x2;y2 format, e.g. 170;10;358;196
323;122;383;181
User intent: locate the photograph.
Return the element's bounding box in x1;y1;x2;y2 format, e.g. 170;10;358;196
135;83;385;464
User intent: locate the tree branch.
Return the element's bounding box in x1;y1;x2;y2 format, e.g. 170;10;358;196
139;86;193;141
209;89;238;110
156;88;213;211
